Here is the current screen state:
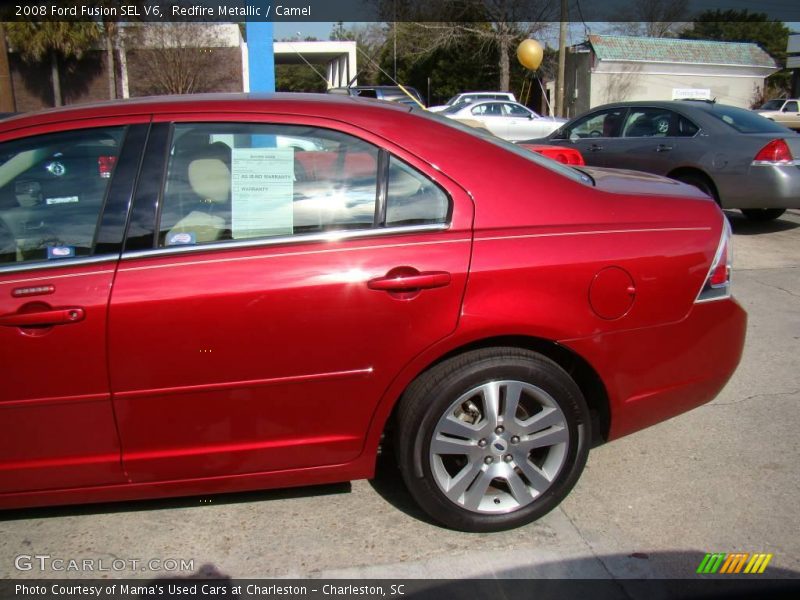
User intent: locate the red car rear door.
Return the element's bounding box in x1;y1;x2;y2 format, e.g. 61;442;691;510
108;116;473;483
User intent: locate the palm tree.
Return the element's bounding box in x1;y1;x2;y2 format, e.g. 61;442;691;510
5;22;101;107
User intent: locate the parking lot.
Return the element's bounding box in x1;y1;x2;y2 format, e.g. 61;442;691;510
1;209;798;582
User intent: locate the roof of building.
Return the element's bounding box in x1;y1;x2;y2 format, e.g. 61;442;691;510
586;35;777;69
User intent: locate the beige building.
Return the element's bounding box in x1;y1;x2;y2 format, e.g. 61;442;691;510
559;35;778;118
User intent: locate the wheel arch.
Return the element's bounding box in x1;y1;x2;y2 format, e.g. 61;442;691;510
667;167;721;204
376;335;610;459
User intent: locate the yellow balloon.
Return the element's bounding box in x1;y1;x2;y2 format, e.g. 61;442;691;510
517;39;544;71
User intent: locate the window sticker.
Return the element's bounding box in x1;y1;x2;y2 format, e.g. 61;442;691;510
46;246;75;259
231;148;294;239
166;232;197;246
45;196;79;205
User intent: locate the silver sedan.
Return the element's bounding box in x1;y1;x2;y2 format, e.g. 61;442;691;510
525;100;800;221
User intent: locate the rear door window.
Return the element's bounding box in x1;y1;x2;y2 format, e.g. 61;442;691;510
386;156;449;227
156;123;449;249
159;124;378;247
566;108;627;139
622;108;674;137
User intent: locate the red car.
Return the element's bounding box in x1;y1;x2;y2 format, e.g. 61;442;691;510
0;95;745;532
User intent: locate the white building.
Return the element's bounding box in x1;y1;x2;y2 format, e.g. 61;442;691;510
560;35;778;117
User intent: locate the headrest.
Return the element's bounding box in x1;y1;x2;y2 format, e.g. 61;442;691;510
186;143;232;204
188;158;231;204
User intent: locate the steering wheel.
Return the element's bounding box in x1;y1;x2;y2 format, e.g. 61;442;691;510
589;130;602;138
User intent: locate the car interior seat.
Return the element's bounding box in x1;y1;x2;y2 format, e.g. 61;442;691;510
624;115;654;137
166;142;232;244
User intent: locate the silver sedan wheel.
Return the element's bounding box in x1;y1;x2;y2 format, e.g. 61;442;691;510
429;380;569;514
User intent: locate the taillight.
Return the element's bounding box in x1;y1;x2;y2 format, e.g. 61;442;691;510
552;151;585;166
98;155;117;178
752;139;794;165
569;152;585;166
696;218;732;303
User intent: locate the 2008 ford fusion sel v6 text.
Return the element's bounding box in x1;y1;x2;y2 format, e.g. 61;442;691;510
0;94;745;531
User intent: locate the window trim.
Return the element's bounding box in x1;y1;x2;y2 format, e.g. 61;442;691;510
374;149;389;227
121;222;449;261
0;254;118;275
93;124;151;256
123;123;171;253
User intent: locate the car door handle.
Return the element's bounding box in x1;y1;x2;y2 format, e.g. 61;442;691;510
656;144;673;152
0;307;85;327
368;271;451;292
589;144;603;151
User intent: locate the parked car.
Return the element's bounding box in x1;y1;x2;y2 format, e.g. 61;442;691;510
754;98;800;130
519;143;585;165
445;122;584;167
428;91;517;113
441;100;566;141
0;95;745;532
327;85;425;107
526;100;800;221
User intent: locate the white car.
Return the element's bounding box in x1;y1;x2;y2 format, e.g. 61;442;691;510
753;98;800;131
442;100;567;141
428;91;517;113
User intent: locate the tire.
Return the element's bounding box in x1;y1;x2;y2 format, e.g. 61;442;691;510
673;172;718;204
395;347;591;532
740;208;786;222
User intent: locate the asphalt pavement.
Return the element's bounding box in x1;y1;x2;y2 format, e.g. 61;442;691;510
1;209;798;587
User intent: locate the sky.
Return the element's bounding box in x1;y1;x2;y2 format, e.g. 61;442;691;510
273;22;338;41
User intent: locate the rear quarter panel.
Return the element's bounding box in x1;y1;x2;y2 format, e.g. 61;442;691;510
451;150;722;338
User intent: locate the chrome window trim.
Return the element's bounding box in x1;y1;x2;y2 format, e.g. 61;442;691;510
0;255;119;275
751;159;800;167
121;223;450;262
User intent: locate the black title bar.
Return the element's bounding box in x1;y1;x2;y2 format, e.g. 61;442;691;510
2;0;800;23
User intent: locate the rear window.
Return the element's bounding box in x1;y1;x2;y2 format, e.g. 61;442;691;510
705;105;790;134
759;100;784;110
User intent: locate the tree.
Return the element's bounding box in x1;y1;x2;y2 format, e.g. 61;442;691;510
382;0;555;91
612;0;691;38
5;21;101;106
127;23;237;95
681;10;791;96
0;23;15;111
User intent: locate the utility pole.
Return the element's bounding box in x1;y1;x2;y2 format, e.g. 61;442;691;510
556;0;567;118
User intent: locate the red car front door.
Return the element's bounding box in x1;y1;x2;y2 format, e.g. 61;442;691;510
0;122;146;495
108;117;474;483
